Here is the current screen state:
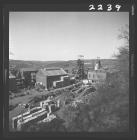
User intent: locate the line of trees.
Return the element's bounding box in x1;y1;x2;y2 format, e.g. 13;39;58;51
56;25;129;132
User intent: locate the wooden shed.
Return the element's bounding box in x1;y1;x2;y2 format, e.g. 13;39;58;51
36;67;67;90
20;68;38;87
9;74;17;92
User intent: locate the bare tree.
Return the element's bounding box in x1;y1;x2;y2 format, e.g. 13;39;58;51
115;25;129;80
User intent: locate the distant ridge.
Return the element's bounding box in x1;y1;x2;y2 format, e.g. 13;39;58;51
9;59;118;71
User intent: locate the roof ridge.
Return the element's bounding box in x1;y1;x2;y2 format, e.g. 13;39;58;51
39;68;67;76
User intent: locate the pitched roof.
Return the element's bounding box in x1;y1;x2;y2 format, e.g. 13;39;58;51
20;68;38;72
39;68;67;76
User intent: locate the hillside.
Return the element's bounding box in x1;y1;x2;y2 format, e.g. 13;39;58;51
9;59;118;72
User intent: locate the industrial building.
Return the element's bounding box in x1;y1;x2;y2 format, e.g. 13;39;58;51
87;70;107;83
20;68;38;87
9;73;17;92
36;67;68;90
87;58;107;83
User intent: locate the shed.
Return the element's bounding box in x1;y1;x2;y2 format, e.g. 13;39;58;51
20;68;38;78
9;74;17;92
36;67;67;90
20;68;38;87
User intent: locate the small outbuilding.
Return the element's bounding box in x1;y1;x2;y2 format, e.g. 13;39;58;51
20;68;38;87
9;74;17;92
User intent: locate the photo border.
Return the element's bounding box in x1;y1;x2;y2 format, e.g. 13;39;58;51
1;0;136;139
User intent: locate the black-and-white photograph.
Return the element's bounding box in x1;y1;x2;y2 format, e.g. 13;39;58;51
9;11;129;132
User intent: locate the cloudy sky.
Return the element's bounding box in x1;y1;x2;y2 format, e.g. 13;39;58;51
9;12;129;61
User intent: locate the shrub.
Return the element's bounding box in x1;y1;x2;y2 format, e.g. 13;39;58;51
9;104;18;111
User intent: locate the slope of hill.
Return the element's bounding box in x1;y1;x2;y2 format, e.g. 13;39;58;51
9;59;118;72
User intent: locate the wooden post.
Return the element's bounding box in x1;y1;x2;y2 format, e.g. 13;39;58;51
57;100;60;108
47;105;51;117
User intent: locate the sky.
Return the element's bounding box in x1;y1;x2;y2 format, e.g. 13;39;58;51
9;12;129;61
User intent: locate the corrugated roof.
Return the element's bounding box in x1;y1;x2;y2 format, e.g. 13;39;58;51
39;68;67;76
45;67;61;71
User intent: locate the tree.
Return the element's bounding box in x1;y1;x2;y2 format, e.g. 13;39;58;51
23;26;129;132
59;26;130;132
115;25;129;77
115;25;129;94
57;105;78;129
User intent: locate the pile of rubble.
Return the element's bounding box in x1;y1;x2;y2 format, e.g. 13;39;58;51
12;96;60;131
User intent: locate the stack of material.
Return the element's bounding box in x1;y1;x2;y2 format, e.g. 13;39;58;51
53;75;70;88
55;81;63;88
63;76;70;86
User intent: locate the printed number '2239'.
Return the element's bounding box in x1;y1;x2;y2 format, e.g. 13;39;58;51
89;4;121;11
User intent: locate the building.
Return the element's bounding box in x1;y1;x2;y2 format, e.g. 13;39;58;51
53;75;71;88
87;70;107;83
36;67;67;90
20;68;38;87
9;73;17;92
87;57;107;83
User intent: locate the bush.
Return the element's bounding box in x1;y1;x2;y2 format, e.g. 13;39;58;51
21;118;66;132
56;64;129;132
9;104;18;111
20;27;129;132
29;96;43;104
